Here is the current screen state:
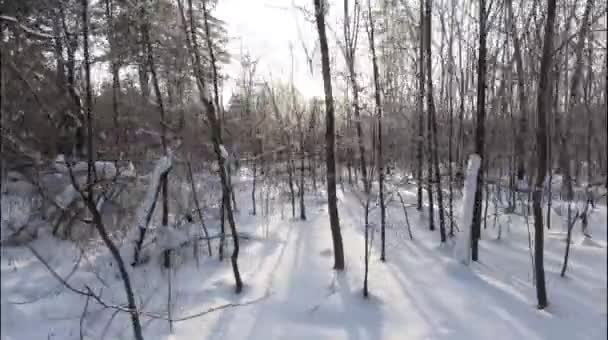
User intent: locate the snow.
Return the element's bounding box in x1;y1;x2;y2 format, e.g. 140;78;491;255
1;195;33;238
219;144;230;160
156;226;189;252
1;168;607;340
55;185;78;210
455;154;481;265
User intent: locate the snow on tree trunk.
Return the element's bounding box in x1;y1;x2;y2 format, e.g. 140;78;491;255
455;154;481;265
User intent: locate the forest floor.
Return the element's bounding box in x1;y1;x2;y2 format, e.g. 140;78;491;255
1;173;607;340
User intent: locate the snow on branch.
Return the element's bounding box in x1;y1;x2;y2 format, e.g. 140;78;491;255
219;144;230;160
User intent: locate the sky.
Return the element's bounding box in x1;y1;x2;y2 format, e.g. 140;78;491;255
215;0;339;104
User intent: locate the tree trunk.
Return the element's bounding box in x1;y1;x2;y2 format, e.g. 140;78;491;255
104;0;121;147
532;0;557;309
176;0;243;291
288;148;296;218
366;0;386;261
416;0;425;211
471;0;487;262
558;0;594;238
200;0;242;292
343;0;368;191
426;0;446;242
314;0;345;270
363;198;370;297
141;1;171;269
506;0;528;182
187;161;213;257
82;2;143;338
447;0;455;237
300;122;307;220
252;159;257;215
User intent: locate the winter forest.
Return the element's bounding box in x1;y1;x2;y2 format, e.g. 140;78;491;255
1;0;607;339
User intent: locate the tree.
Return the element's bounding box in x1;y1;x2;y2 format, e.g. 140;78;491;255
176;0;243;293
366;0;386;261
533;0;558;309
416;0;425;212
425;0;446;242
82;0;143;337
471;0;487;262
342;0;369;191
314;0;345;270
559;0;594;277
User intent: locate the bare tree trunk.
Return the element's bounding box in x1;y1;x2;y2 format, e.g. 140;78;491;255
561;211;579;277
416;0;425;211
82;2;143;338
559;0;594;242
219;196;225;261
177;0;243;291
142;7;171;268
187;161;213;257
299;119;307;220
200;0;242;292
314;0;345;270
447;0;455;237
343;0;368;191
605;38;607;189
103;0;121;148
425;0;446;242
532;0;557;309
506;0;528;182
288;148;296;218
366;0;386;261
471;0;487;262
252;158;257;215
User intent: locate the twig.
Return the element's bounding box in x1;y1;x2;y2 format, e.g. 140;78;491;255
80;294;91;340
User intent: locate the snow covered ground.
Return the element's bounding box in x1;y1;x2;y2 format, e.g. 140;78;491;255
1;173;607;340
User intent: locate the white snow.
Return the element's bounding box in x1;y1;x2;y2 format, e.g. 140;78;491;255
219;144;230;160
55;185;78;210
1;168;607;340
156;226;189;252
455;154;481;265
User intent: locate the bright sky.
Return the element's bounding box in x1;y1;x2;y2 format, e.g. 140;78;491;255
216;0;341;104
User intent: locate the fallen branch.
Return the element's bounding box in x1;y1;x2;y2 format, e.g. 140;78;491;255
396;191;413;240
162;292;271;322
79;294;91;340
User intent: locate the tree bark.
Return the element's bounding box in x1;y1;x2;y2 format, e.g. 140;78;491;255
532;0;557;309
471;0;487;262
314;0;345;270
82;1;143;338
506;0;528;181
201;0;242;292
425;0;446;242
177;0;242;291
366;0;386;261
343;0;369;191
416;0;425;212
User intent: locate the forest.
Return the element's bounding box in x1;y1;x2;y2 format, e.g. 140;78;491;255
1;0;607;339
